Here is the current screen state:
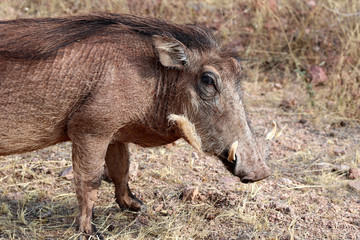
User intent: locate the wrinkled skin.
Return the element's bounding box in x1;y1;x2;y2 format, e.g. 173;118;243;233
0;14;270;236
176;56;271;183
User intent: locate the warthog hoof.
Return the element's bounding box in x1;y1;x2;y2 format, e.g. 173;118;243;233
118;196;146;212
77;222;104;240
78;232;104;240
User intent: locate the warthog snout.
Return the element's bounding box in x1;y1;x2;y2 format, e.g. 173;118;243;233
219;141;271;183
236;164;272;183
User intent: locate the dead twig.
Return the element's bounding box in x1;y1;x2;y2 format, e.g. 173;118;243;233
323;6;360;18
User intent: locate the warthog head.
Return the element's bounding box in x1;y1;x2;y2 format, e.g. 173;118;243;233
153;35;271;183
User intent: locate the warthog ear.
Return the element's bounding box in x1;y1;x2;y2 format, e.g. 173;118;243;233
168;114;202;151
152;35;189;69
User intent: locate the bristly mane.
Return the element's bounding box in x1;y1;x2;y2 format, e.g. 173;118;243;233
0;13;218;60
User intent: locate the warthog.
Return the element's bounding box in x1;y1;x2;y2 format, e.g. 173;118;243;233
0;13;271;234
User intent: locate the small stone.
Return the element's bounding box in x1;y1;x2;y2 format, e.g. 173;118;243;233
281;178;293;185
333;147;346;156
272;202;295;216
348;168;360;180
279;99;296;109
280;193;290;200
181;187;199;202
311;195;328;205
307;0;316;7
159;148;166;155
136;215;149;225
154;203;164;212
7;192;24;201
299;119;307;124
59;166;73;180
205;212;216;220
284;205;295;216
312;45;320;52
159;210;170;216
332;164;350;173
309;65;328;86
274;83;283;89
348;180;360;193
339;121;347;127
165;142;176;149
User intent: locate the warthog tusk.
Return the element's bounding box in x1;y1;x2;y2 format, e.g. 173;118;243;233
228;141;238;162
265;120;277;141
168;114;202;152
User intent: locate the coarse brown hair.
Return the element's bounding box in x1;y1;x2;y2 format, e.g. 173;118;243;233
0;13;218;60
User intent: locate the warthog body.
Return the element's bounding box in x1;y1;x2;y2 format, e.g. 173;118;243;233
0;14;270;234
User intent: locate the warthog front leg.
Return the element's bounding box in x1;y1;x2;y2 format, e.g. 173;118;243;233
105;141;144;211
71;137;110;235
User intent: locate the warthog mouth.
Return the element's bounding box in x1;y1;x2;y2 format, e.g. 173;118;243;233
218;148;236;171
218;149;255;184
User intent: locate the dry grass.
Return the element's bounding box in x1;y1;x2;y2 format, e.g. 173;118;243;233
0;0;359;239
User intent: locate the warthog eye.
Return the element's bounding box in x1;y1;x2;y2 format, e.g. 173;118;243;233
200;72;219;92
197;71;220;100
201;73;215;86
